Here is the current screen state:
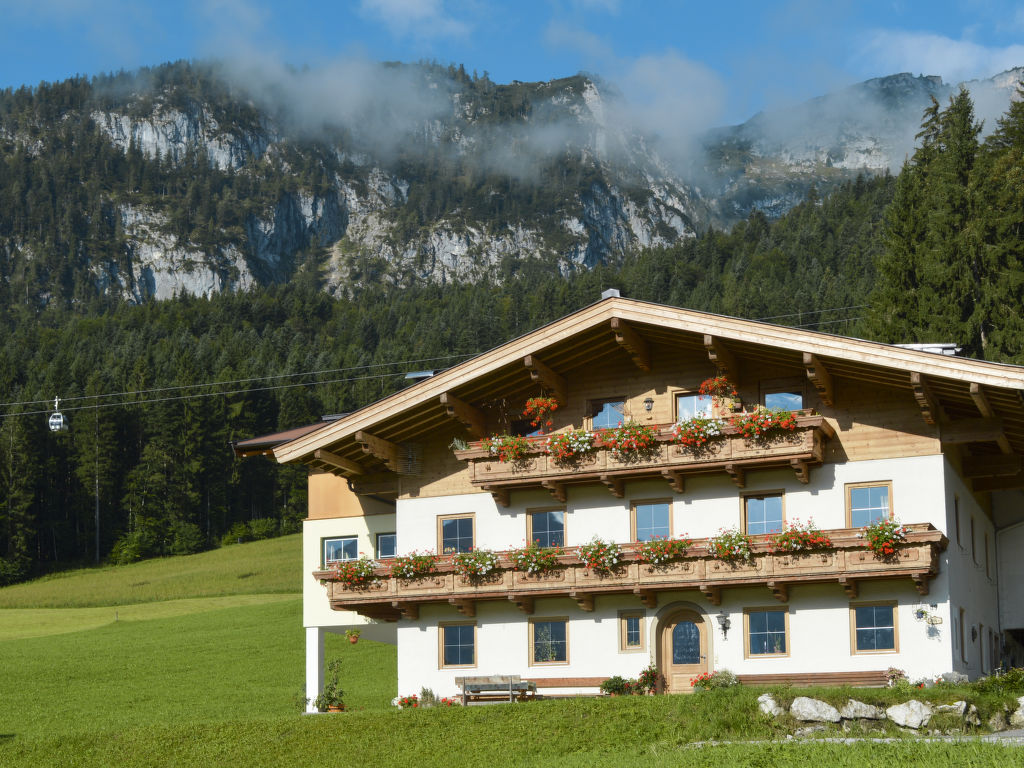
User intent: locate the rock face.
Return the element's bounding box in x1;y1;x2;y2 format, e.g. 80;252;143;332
757;693;785;717
886;700;932;729
839;699;885;720
790;696;841;723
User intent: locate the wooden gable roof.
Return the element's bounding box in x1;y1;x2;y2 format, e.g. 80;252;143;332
272;296;1024;490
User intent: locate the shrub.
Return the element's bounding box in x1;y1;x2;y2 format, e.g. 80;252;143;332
507;541;564;574
168;521;205;555
577;537;622;572
247;517;279;541
395;693;419;709
708;528;753;563
600;675;629;695
219;521;251;547
691;669;739;690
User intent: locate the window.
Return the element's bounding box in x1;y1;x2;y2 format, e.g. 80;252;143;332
985;532;991;578
745;608;789;657
323;536;357;565
959;607;967;663
439;623;476;668
632;500;671;541
744;493;784;535
376;533;396;559
528;509;564;548
675;392;713;420
851;602;898;654
954;496;961;547
619;611;646;652
530;618;568;665
765;390;803;410
590;398;625;429
846;482;892;527
970;517;977;563
438;514;474;554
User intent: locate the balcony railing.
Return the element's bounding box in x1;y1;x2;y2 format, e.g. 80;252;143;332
313;524;946;621
453;414;834;506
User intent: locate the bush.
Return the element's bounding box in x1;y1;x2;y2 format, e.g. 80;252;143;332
220;521;252;547
169;521;205;555
248;518;279;541
600;676;629;695
109;520;162;564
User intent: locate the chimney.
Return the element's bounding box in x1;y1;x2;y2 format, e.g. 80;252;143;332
601;288;621;300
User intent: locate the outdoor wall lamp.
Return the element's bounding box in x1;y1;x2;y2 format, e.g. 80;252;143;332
643;397;654;411
716;610;731;638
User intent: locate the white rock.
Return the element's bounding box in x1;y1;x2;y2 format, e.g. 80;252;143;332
1009;696;1024;728
757;693;784;717
790;696;841;723
885;700;932;729
839;699;885;720
794;725;827;737
933;701;967;716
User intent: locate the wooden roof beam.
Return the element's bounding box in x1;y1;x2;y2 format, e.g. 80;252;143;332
973;472;1024;492
704;335;739;382
803;353;834;407
354;431;401;472
313;449;364;475
962;454;1022;478
439;393;486;439
910;372;941;425
970;383;1012;453
523;355;568;403
610;318;651;372
940;418;1005;445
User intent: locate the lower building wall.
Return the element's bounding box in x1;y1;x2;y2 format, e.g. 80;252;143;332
395;581;957;699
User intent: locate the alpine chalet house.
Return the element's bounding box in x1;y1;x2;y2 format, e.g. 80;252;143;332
265;293;1024;706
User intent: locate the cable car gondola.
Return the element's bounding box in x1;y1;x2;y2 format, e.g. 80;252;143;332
48;397;68;432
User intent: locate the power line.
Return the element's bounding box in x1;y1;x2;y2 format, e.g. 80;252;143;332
755;305;868;322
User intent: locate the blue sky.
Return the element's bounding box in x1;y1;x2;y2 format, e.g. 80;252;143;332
1;0;1022;124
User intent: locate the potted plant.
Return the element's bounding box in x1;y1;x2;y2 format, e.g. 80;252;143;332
546;429;597;462
708;528;753;564
600;675;629;696
699;375;739;413
313;659;345;712
481;433;532;463
333;556;379;589
671;415;726;451
452;548;501;579
577;537;622;573
507;540;564;574
389;550;440;579
345;628;361;644
860;518;909;559
601;421;659;462
523;396;559;433
636;663;661;694
732;408;798;441
638;535;693;564
769;518;832;553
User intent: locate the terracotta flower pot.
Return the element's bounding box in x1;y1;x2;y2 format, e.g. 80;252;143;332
348;635;359;644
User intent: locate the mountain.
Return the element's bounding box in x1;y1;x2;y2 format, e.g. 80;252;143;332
0;60;1020;305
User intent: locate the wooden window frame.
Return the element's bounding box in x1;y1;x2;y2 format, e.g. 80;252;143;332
849;600;899;655
671;389;714;422
618;610;646;653
743;607;791;659
528;616;569;666
321;535;358;567
741;490;786;536
438;621;477;669
760;377;805;410
526;506;566;549
587;396;627;431
845;481;893;528
376;532;396;560
437;513;475;555
630;498;673;542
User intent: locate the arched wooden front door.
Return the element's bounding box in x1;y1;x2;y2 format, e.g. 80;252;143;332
659;610;708;693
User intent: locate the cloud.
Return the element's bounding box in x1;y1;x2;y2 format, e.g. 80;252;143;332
544;20;614;63
857;30;1024;83
358;0;471;41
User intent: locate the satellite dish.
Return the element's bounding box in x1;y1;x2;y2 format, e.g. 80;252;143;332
48;397;68;432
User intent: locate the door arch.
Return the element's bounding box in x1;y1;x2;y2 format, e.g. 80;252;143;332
657;608;709;693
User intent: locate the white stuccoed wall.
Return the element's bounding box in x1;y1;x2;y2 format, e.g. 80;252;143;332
390;453;978;695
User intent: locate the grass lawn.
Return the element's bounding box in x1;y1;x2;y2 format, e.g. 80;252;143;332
0;534;301;608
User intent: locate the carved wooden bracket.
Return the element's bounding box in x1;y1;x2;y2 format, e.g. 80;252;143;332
393;601;419;620
790;459;810;484
839;577;858;599
571;591;595;611
541;480;566;503
767;580;789;602
599;474;625;498
509;594;534;614
910;372;940;425
482;485;510;508
314;449;364;475
661;469;685;494
523;355;567;403
699;583;722;605
354;431;401;472
911;573;929;596
634;588;658;608
704;335;739;381
803;353;834;407
610;318;651;371
969;383;1013;453
724;463;745;488
440;393;486;439
449;598;476;617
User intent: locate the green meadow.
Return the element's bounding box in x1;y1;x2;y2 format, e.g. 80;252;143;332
1;536;1020;767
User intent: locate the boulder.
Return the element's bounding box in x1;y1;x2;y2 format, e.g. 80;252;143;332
933;701;967;716
839;699;885;720
790;696;841;723
757;693;785;717
1009;696;1024;728
794;725;827;737
885;700;932;729
965;704;981;727
988;708;1009;732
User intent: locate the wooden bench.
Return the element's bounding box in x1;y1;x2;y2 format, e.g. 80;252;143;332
736;670;890;688
455;675;538;705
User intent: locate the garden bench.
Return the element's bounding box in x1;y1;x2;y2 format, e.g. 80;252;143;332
455;675;537;704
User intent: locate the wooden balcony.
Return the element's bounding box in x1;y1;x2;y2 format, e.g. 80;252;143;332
313;524;947;621
453;414;834;506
